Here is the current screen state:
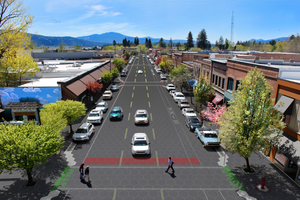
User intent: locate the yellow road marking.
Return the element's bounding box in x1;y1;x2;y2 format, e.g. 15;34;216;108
152;128;155;139
147;93;149;98
137;67;138;69
113;189;117;200
128;113;131;121
145;79;147;83
135;74;137;77
130;102;132;107
148;101;151;108
119;151;124;166
160;190;164;200
146;86;148;90
145;74;146;77
156;151;159;166
144;67;145;69
132;93;134;98
134;79;136;82
124;128;128;139
150;113;152;121
133;86;135;90
136;70;137;73
144;70;146;73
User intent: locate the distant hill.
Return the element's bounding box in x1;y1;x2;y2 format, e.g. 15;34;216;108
29;34;108;47
249;37;289;43
77;32;187;45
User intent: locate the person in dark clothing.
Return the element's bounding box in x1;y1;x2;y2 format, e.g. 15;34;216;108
84;166;91;182
79;163;84;181
165;156;175;173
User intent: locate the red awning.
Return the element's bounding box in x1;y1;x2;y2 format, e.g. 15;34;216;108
212;93;224;105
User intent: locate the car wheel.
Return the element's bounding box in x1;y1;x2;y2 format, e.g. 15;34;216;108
189;127;192;131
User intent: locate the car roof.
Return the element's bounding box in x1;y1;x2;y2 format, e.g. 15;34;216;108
179;99;188;102
97;101;106;105
202;131;218;134
175;92;183;95
184;108;194;111
104;90;111;92
135;109;147;114
90;109;101;113
112;106;121;110
79;122;91;129
133;133;147;140
167;84;174;86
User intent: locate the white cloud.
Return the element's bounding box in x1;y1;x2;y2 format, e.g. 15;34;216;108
23;88;42;93
47;94;52;98
36;95;48;105
53;88;61;94
0;90;9;97
4;87;14;92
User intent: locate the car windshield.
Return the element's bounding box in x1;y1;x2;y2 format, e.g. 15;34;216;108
204;133;218;138
134;140;148;146
136;114;147;118
181;102;188;104
186;110;194;113
177;94;184;97
97;104;105;107
104;92;110;94
190;119;200;125
89;113;99;117
76;128;87;133
112;86;117;88
111;110;120;114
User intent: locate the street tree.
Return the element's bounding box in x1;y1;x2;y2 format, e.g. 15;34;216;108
0;115;66;185
111;67;119;77
112;57;126;71
42;100;86;133
86;81;103;103
202;102;227;125
218;68;286;172
170;64;190;92
186;31;194;50
102;71;113;83
124;51;130;60
159;56;173;73
196;29;207;49
193;75;215;113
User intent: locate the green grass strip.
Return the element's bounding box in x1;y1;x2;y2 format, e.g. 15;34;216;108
225;166;246;191
51;165;70;191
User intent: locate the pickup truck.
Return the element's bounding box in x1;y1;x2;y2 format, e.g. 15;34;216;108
195;128;221;147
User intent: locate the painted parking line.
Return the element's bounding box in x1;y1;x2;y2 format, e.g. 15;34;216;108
119;151;124;166
124;128;128;139
152;128;155;139
128;113;131;121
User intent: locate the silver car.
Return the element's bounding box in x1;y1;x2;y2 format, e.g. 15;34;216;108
134;109;149;125
95;101;108;112
72;122;95;141
131;133;151;155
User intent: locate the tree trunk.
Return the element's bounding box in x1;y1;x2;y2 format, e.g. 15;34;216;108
69;124;74;134
26;168;34;186
190;87;193;105
245;157;251;172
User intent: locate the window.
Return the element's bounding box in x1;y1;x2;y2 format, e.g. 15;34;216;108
218;77;221;87
236;80;240;90
212;74;215;84
222;78;225;89
227;77;234;91
215;76;218;85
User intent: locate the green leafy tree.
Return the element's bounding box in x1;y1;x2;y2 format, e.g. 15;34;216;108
170;64;190;92
159;56;173;73
42;100;86;133
196;29;207;49
111;67;119;77
57;43;66;52
0;120;65;185
224;39;229;49
124;51;130;60
186;31;194;50
218;36;224;49
112;57;126;71
130;50;136;56
158;38;166;48
169;38;173;48
102;71;113;83
193;75;215;113
73;45;82;50
218;68;286;172
148;39;153;48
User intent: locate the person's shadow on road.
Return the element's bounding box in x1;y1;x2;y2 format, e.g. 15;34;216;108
81;179;92;188
166;172;176;178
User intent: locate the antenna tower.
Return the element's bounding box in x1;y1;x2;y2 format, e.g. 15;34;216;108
230;11;234;47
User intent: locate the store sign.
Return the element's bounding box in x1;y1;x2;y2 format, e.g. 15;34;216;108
14;112;35;116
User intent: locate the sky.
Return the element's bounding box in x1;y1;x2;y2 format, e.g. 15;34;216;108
23;0;300;43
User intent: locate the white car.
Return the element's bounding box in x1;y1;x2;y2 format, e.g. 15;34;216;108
182;108;197;118
87;109;103;124
134;109;149;125
160;73;167;80
103;90;112;100
166;84;175;91
138;70;143;74
95;101;108;112
170;90;177;97
72;122;95;141
173;92;185;102
131;133;151;156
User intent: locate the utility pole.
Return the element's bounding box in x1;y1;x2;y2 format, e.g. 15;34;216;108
230;11;234;49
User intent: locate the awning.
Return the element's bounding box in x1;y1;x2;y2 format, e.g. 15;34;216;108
5;102;43;109
66;80;87;96
212;93;224;104
275;132;300;163
90;69;103;80
274;95;294;115
224;90;233;101
188;79;198;87
80;74;97;85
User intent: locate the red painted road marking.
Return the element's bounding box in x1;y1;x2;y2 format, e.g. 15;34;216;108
161;82;164;86
122;158;157;165
84;157;200;165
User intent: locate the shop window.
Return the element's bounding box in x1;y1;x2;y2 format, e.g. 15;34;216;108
212;74;215;84
236;80;240;90
218;77;222;87
227;77;234;91
222;78;225;89
215;75;218;85
275;152;288;166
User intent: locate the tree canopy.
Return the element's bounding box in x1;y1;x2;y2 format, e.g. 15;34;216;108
196;29;208;49
185;31;194;50
159;56;173;73
102;71;113;83
112;57;126;71
218;68;286;171
170;64;190;92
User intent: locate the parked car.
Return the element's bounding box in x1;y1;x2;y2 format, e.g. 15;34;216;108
131;133;151;156
86;109;103;124
110;85;119;92
160;73;167;80
169;90;176;97
138;70;143;74
103;90;113;100
120;71;127;77
122;68;128;73
109;106;123;120
185;116;202;132
95;101;108;112
72;122;95;141
196;128;221;147
173;92;185;103
182;108;197;118
134;109;149;125
178;99;190;109
166;84;176;91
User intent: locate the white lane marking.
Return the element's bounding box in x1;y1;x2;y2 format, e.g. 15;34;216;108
215;148;229;167
40;190;60;200
237;190;257;200
64;142;76;166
